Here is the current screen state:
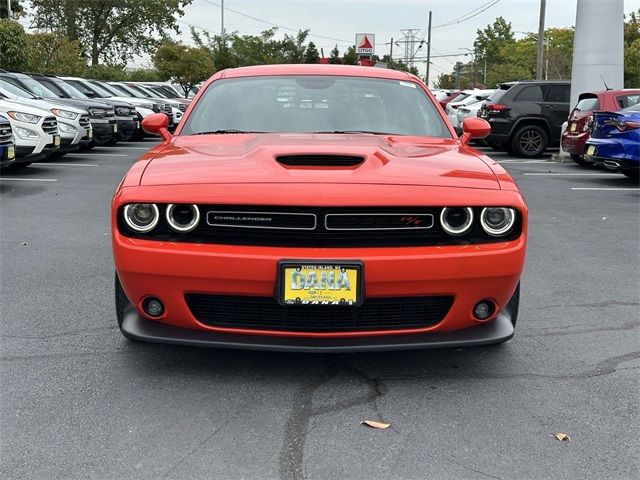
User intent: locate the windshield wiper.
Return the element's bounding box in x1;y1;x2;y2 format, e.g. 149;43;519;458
311;130;398;135
193;129;264;135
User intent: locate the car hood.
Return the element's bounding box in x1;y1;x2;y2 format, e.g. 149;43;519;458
140;134;500;190
0;98;63;117
11;97;88;115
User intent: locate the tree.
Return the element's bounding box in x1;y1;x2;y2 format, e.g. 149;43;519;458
328;45;341;64
24;32;86;76
127;69;165;82
154;42;214;98
281;29;309;63
474;17;515;66
304;42;320;64
1;0;25;18
0;19;27;70
342;46;358;65
84;64;128;81
624;10;640;87
30;0;192;65
433;73;455;89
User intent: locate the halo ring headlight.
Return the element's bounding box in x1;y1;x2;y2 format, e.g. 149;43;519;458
166;204;200;232
440;207;474;236
480;207;516;236
123;204;159;233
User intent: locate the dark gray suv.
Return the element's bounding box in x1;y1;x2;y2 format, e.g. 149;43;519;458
480;80;570;157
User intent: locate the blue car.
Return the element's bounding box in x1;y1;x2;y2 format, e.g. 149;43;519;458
0;114;16;169
585;102;640;180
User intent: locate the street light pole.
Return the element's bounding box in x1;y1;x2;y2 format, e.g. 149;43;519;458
221;0;225;35
425;11;432;87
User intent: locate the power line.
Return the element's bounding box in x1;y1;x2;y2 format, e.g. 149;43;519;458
433;0;501;29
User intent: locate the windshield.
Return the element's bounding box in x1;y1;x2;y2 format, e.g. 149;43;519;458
181;75;451;138
15;75;60;98
87;81;117;97
110;83;139;97
0;79;37;99
36;78;87;99
127;84;153;97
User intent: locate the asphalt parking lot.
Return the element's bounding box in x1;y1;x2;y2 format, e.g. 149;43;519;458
1;142;638;480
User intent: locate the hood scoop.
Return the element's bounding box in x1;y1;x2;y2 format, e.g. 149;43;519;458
276;155;364;167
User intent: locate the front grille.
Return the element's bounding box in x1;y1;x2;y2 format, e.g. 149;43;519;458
164;105;172;115
118;205;522;247
41;117;58;134
178;104;186;112
0;124;12;145
186;294;453;332
277;155;364;167
79;115;90;128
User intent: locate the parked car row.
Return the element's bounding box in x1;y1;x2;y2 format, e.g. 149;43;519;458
0;70;190;170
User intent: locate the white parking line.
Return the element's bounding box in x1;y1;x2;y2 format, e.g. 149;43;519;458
571;187;640;191
499;159;549;163
30;163;99;167
115;147;154;150
68;153;128;157
523;173;618;176
0;177;57;182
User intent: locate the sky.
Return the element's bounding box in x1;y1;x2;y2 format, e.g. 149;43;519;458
173;0;639;85
17;0;640;85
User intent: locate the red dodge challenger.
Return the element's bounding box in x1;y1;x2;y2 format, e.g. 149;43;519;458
112;64;527;352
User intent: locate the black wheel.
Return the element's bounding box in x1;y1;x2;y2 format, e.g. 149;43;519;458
505;282;520;327
570;153;591;166
512;125;548;158
621;169;639;182
115;273;137;340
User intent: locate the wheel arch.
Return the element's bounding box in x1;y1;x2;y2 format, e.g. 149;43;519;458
510;117;552;137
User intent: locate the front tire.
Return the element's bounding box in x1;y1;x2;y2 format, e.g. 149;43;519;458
512;125;548;158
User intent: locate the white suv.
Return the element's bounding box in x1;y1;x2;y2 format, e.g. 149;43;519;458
0;99;61;167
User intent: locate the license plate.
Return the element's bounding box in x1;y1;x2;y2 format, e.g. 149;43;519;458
570;122;578;132
136;121;140;130
279;262;362;306
53;135;60;147
88;128;93;140
7;145;15;160
113;124;118;133
586;145;596;156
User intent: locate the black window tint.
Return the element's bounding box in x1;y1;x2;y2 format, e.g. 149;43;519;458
514;86;544;102
617;94;640;109
545;85;570;103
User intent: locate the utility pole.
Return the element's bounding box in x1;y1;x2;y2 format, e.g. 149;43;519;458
6;0;12;18
454;62;462;89
389;37;393;68
536;0;546;80
425;11;432;87
221;0;225;35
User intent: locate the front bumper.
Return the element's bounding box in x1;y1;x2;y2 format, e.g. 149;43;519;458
114;234;525;348
116;117;138;140
92;120;118;145
120;301;515;352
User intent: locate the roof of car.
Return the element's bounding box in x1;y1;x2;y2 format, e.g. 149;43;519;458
219;64;417;81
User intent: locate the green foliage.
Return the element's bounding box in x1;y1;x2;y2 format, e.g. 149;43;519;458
154;42;214;97
24;32;86;76
0;19;27;70
433;74;455;90
328;45;341;64
624;10;640;87
84;64;128;81
0;0;24;18
342;46;358;66
127;69;165;82
29;0;193;65
304;42;320;64
474;17;515;66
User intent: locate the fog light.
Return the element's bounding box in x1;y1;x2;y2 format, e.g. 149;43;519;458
142;297;164;317
473;300;495;321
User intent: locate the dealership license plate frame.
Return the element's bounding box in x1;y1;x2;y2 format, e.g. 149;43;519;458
277;261;364;306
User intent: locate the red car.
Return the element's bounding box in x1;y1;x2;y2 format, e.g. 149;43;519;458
562;89;640;165
112;64;527;351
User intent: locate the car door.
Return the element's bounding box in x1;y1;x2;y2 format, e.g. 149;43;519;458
542;84;571;142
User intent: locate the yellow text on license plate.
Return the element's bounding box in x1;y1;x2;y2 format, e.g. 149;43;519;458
570;122;578;132
282;265;359;305
587;145;596;156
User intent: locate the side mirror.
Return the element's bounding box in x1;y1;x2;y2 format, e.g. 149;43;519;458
141;113;172;141
460;117;491;144
83;90;96;98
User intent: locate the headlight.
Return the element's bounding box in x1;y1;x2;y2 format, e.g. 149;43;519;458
166;204;200;232
123;204;160;233
88;107;106;118
480;208;516;237
13;126;39;139
7;111;41;124
440;207;474;236
58;123;78;133
51;109;79;120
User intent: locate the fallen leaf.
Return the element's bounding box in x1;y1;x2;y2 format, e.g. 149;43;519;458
361;420;390;429
553;432;571;442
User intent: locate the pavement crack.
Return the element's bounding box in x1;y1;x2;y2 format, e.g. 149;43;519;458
524;321;640;338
